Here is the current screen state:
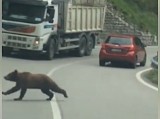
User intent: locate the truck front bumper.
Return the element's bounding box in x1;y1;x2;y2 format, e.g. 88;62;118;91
2;32;45;51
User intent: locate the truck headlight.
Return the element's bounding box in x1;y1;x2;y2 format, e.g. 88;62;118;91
33;37;40;46
33;37;40;49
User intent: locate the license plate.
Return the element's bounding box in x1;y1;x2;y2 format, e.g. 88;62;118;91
111;48;121;52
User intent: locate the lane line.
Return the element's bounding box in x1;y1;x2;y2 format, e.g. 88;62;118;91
136;68;158;91
47;62;79;119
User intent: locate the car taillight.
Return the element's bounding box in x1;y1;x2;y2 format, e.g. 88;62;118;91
128;45;135;52
101;43;106;50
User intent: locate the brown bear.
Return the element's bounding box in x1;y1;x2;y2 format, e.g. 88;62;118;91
2;70;68;101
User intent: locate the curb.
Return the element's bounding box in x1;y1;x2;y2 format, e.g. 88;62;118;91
136;68;158;91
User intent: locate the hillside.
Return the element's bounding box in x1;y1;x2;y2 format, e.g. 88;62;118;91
107;0;158;35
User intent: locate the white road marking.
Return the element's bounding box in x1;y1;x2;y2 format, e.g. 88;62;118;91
47;62;79;119
136;68;158;91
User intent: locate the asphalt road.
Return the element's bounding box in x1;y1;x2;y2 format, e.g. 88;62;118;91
2;46;158;119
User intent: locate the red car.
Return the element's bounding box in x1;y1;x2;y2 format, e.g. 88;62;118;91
99;34;147;68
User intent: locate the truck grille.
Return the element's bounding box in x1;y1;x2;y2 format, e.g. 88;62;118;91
4;35;31;48
7;42;28;48
8;35;27;42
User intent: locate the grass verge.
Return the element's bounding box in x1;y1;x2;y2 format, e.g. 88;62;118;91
145;69;158;85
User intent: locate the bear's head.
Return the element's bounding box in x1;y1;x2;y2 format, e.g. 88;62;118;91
4;70;18;82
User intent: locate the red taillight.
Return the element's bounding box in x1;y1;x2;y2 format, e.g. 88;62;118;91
101;43;106;49
128;45;135;52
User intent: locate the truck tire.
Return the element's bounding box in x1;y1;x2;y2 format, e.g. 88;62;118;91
76;36;86;57
46;39;55;60
85;36;94;56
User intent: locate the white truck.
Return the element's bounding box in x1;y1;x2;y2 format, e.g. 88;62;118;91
2;0;106;59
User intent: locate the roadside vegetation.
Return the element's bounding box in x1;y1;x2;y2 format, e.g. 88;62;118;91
145;69;158;85
107;0;158;35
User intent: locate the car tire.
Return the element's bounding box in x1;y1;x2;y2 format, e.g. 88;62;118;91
130;57;137;69
99;59;105;66
140;54;146;66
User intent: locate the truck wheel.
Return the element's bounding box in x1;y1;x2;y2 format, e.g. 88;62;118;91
46;39;55;60
85;36;93;56
76;36;86;57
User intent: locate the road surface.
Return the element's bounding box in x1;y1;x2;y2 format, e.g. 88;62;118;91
2;46;158;119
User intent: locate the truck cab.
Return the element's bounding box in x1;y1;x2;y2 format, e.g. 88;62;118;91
2;0;58;57
2;0;106;60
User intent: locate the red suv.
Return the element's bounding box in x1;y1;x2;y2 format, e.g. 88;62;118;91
99;34;147;68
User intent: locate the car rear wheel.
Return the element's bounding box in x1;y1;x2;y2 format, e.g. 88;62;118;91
130;57;137;69
140;54;146;66
99;59;105;66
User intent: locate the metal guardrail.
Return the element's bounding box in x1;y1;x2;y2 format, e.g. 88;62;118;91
151;56;158;69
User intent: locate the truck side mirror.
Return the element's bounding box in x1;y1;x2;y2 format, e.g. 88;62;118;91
48;7;55;23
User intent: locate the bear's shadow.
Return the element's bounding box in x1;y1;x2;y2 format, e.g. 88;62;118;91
3;99;65;102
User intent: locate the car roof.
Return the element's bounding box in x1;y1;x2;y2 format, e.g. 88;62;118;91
108;34;136;39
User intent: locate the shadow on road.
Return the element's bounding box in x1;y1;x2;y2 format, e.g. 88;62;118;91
101;62;141;69
2;99;65;102
2;51;78;61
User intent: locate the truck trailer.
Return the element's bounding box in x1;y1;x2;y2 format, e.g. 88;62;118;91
2;0;106;59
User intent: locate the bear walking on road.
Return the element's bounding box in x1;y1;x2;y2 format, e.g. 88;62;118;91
2;70;68;101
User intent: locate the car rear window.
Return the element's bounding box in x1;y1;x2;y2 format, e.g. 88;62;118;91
105;36;132;45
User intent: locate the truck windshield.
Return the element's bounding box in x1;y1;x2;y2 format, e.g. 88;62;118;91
3;1;46;24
